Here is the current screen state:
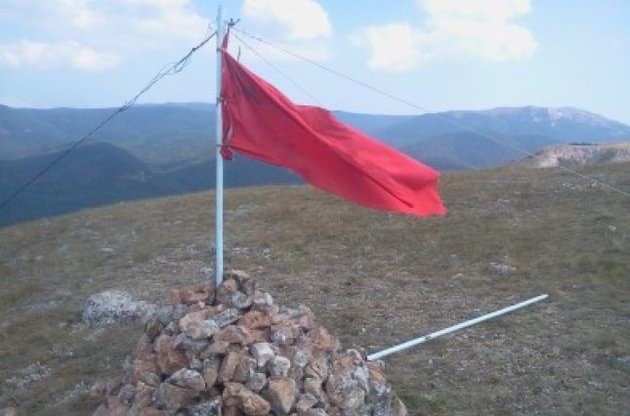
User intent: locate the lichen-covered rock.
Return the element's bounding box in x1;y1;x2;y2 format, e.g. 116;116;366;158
168;368;206;392
93;271;407;416
190;399;221;416
267;355;291;378
81;290;157;326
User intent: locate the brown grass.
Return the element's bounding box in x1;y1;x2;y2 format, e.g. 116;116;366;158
1;162;629;415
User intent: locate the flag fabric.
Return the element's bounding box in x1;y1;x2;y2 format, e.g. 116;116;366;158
219;40;446;217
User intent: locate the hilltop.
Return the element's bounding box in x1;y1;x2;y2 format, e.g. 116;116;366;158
1;160;629;415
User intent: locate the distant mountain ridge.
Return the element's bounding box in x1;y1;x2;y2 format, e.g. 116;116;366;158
3;104;629;166
375;106;630;149
0;142;298;227
2;103;630;226
0;103;215;167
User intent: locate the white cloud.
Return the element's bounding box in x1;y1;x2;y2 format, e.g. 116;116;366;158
351;24;423;71
238;0;332;63
110;0;208;41
0;40;120;70
353;0;536;71
420;0;537;61
242;0;332;40
0;0;208;71
71;45;120;70
54;0;103;28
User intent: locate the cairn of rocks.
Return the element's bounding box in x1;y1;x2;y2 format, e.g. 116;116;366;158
93;270;407;416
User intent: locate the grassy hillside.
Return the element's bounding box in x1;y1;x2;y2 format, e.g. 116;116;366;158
0;162;629;415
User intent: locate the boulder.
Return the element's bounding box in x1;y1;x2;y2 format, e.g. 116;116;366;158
81;290;156;326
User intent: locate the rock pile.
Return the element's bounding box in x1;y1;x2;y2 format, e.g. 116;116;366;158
93;270;407;416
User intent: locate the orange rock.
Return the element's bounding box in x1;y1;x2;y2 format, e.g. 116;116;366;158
129;355;160;386
233;355;256;384
325;350;366;411
200;340;231;357
223;382;271;416
179;306;224;332
303;377;327;406
219;351;240;383
133;381;156;409
304;355;330;381
294;305;316;330
238;310;272;329
310;326;340;353
157;383;197;412
202;365;219;389
171;284;215;305
263;377;297;414
249;328;271;343
295;392;318;413
215;325;253;346
154;334;187;376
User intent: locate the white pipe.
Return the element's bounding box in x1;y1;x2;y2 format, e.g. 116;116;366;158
367;294;548;361
214;5;224;285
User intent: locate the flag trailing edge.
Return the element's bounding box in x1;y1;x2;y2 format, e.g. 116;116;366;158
219;34;446;217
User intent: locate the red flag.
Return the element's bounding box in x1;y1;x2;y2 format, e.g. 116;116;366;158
220;46;446;217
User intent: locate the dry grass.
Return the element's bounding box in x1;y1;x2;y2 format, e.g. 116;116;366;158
1;162;629;415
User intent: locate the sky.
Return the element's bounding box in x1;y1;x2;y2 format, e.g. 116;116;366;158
1;0;629;124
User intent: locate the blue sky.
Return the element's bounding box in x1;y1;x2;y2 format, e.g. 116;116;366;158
1;0;629;124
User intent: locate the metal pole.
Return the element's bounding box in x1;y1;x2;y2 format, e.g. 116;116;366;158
214;5;224;285
367;294;548;361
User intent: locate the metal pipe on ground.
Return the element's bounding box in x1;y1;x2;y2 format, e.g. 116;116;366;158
367;294;549;361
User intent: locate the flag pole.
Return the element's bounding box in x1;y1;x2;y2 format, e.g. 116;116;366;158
214;5;224;285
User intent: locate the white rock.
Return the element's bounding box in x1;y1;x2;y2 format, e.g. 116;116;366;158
267;355;291;377
81;290;156;326
250;342;275;368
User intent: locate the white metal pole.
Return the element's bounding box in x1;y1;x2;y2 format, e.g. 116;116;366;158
367;294;548;361
215;5;224;285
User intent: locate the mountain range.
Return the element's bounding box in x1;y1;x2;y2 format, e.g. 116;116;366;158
1;103;629;226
